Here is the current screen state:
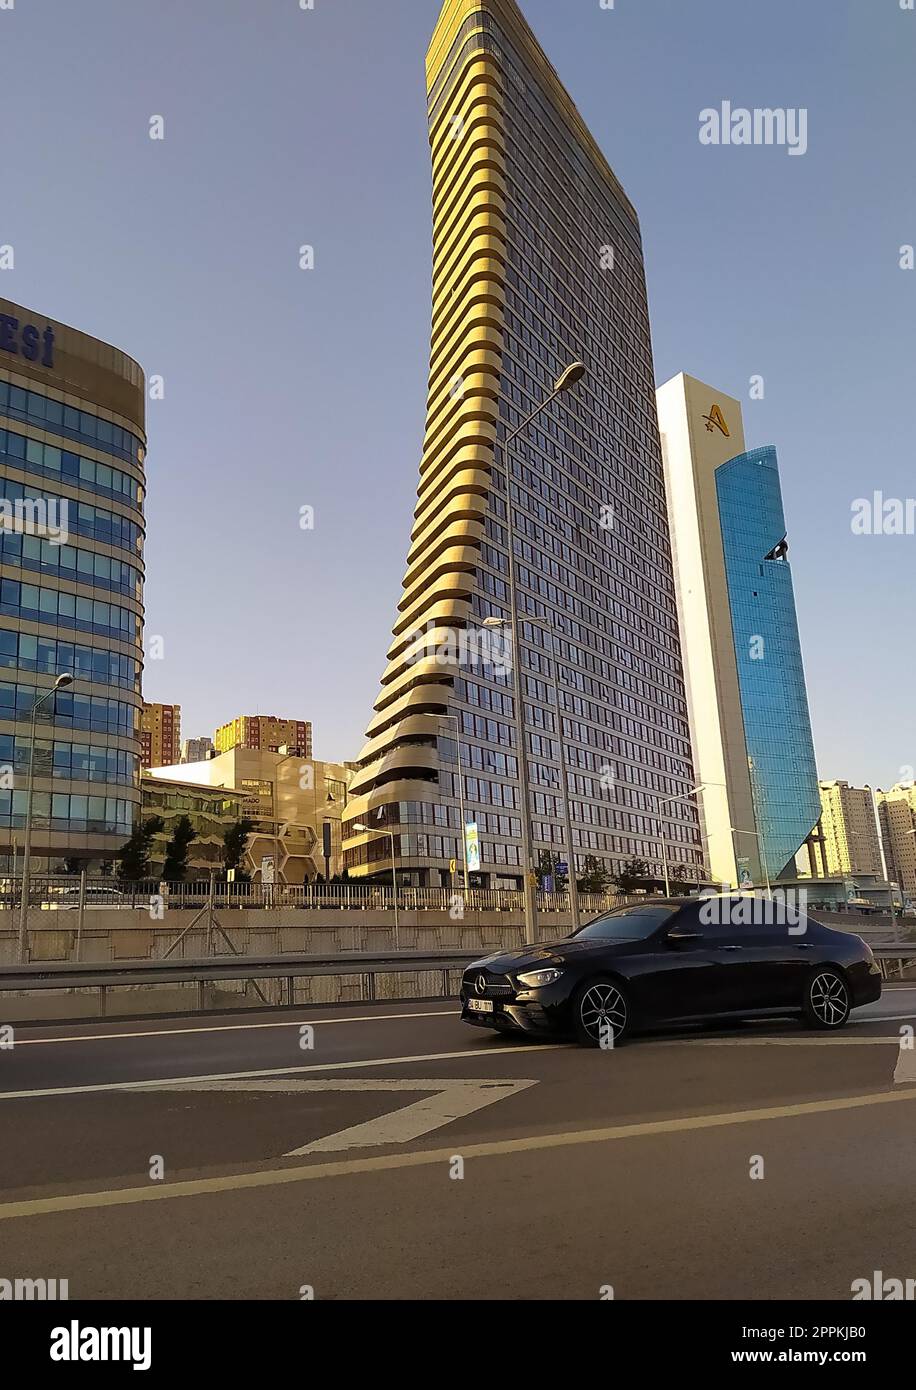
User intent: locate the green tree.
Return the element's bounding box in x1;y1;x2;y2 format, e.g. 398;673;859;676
222;818;254;879
162;815;197;882
577;855;612;894
116;816;164;883
668;864;693;895
612;857;651;895
535;850;557;888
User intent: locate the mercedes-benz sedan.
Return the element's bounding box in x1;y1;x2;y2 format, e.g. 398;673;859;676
459;896;882;1046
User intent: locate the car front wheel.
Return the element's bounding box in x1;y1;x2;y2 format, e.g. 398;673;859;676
572;977;630;1048
803;968;850;1030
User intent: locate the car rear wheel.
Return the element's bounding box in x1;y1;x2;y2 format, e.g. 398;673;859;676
803;968;850;1030
572;977;630;1048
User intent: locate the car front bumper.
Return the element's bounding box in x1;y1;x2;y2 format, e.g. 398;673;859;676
459;979;573;1036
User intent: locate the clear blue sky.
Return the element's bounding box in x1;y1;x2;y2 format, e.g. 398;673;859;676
2;0;913;788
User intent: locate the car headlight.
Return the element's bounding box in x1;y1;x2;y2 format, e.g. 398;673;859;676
516;967;564;988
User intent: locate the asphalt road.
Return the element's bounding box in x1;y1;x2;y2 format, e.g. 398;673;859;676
1;987;916;1300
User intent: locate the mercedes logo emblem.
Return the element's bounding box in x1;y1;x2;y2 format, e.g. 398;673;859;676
475;974;487;996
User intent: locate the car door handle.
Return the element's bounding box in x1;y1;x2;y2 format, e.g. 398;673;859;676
794;943;812;950
717;945;742;951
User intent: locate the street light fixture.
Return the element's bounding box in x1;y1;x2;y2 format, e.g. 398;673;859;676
18;673;73;963
495;360;586;941
353;821;400;949
656;784;709;897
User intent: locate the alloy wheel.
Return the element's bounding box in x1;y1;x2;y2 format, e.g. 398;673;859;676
809;971;849;1026
579;982;627;1042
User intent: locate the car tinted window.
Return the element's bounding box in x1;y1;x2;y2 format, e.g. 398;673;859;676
573;905;678;941
667;902;739;941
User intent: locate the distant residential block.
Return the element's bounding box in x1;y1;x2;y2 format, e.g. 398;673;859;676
181;736;213;764
214;714;312;758
140;702;181;769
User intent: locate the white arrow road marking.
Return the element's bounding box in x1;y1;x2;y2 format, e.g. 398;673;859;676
147;1077;539;1154
894;1044;916;1084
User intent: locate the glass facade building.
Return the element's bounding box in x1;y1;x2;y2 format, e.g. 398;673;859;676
657;374;820;886
716;448;821;880
0;297;145;870
343;0;704;889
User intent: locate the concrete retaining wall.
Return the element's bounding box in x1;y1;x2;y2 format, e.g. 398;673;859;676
0;906;554;967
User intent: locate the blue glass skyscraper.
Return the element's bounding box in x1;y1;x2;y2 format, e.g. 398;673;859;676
716;447;821;879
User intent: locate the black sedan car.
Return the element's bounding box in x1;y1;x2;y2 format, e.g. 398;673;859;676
459;896;882;1046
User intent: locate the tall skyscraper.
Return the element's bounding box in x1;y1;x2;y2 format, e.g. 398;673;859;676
815;780;884;880
876;783;916;901
0;297;144;870
656;373;820;887
140;701;180;769
342;0;704;890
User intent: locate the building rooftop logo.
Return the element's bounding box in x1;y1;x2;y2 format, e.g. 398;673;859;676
703;403;730;436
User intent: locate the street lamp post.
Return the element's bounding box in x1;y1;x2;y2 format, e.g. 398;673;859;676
656;784;708;897
353;822;399;949
18;673;73;963
496;360;586;941
437;714;470;893
731;826;771;895
486;612;579;930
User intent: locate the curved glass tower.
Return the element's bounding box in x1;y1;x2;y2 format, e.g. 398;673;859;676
0;297;144;871
717;447;821;879
342;0;704;889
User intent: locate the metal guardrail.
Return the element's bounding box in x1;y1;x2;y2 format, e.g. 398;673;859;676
871;945;916;980
0;950;477;988
0;949;477;1018
0;941;913;991
3;943;912;983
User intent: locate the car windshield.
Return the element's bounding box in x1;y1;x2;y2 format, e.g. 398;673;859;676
571;904;678;941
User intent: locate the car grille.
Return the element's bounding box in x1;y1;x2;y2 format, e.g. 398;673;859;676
462;969;514;998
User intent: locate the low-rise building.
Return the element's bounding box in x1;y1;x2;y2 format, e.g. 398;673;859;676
150;747;350;883
141;773;249;880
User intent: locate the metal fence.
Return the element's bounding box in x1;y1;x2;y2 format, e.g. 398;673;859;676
0;875;629;916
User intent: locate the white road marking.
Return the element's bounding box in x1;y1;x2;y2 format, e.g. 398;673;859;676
147;1077;538;1154
669;1035;901;1047
4;994;913;1050
5;1008;456;1048
3;1083;916;1221
894;1045;916;1084
0;1042;569;1101
851;1013;916;1025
